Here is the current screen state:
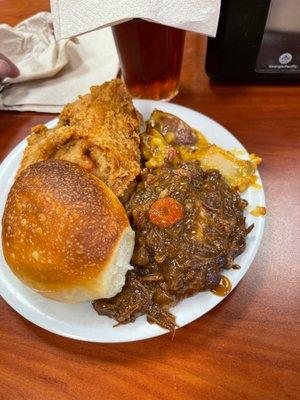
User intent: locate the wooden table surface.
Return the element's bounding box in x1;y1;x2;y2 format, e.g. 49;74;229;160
0;1;299;399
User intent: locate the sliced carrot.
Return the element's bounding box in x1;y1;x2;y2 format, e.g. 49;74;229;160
149;197;184;228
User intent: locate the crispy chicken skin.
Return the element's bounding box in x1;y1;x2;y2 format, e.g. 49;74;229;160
18;79;141;198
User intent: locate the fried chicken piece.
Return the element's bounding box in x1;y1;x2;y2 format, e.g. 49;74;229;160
18;79;142;198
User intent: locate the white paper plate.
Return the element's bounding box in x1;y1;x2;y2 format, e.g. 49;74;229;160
0;100;265;342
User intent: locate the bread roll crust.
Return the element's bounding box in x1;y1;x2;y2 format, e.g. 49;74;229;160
2;159;134;301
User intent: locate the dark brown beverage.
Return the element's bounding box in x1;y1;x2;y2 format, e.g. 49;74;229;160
112;19;186;100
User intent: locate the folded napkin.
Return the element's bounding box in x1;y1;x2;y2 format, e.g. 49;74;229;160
0;12;119;113
50;0;221;40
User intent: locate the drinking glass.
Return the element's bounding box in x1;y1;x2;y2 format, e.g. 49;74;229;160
112;19;186;100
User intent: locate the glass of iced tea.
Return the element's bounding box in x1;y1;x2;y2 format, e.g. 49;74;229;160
112;19;186;100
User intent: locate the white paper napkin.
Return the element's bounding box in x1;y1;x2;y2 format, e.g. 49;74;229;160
50;0;221;40
0;12;119;113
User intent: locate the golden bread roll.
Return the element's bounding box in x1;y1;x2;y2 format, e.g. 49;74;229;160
2;159;134;302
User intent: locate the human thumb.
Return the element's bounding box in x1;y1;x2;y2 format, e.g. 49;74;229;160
0;56;19;81
0;59;11;79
